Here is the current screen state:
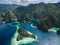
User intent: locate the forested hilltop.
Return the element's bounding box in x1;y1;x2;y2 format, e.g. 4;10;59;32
0;4;19;11
0;2;60;32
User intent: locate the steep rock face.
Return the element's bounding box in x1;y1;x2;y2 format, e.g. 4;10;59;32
0;2;60;33
57;29;60;35
37;15;57;32
17;27;36;41
13;2;60;32
0;11;18;23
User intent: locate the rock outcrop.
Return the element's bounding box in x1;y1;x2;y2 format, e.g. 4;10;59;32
57;29;60;35
17;27;36;41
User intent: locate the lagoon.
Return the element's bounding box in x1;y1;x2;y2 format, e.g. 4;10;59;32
0;22;60;45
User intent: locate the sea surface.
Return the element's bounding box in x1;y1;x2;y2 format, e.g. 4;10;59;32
0;22;60;45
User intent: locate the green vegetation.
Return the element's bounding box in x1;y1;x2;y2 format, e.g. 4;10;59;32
0;2;60;32
13;2;60;32
0;11;17;23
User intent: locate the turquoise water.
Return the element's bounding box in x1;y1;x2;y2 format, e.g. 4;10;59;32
0;22;60;45
20;23;60;45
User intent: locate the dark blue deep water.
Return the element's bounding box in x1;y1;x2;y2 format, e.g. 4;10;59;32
0;24;17;45
0;22;60;45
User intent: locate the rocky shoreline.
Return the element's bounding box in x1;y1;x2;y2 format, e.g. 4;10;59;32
17;27;36;41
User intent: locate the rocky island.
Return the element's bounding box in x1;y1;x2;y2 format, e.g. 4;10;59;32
0;3;60;35
17;27;36;41
0;2;60;45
